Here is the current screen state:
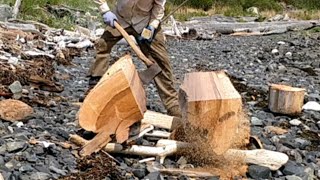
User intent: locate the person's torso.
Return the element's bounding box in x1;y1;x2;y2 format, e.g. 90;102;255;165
116;0;154;19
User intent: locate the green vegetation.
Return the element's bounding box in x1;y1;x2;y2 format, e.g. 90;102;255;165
0;0;320;29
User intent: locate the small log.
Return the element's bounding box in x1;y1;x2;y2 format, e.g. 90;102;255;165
79;55;146;143
179;71;244;155
158;168;216;177
156;139;288;171
12;0;22;19
268;84;305;115
141;110;181;131
145;130;171;139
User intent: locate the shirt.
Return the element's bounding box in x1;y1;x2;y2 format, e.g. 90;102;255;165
93;0;165;33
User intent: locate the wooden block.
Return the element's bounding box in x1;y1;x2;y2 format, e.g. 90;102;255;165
268;84;305;115
180;71;242;155
141;110;181;131
79;55;146;143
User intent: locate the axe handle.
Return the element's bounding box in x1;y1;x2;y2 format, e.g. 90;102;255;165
114;21;154;66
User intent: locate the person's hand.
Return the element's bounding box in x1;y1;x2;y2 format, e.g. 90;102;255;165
102;11;118;28
140;25;156;43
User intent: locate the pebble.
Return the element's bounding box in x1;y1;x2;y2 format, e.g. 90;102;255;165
251;117;263;126
6;141;26;152
302;101;320;111
285;52;292;57
282;161;306;177
289;119;302;126
285;175;302;180
248;165;271;179
272;49;279;54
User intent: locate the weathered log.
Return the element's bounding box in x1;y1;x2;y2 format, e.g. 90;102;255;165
12;0;22;19
141;110;181;131
156;139;288;171
268;84;305;115
179;71;243;155
79;55;146;142
158;168;216;177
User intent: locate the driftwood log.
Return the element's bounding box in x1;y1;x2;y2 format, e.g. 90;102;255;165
70;135;288;170
141;110;181;131
268;84;305;115
179;71;243;155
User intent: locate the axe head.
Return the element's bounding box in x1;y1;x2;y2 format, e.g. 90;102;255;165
138;63;162;84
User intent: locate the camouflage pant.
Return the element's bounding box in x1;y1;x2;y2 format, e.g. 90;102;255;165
88;26;179;112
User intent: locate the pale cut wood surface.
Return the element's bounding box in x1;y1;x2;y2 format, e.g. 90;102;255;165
180;71;243;155
268;84;305;115
79;55;146;143
141;110;181;131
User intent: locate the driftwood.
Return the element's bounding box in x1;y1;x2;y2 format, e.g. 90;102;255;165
268;84;305;115
70;134;288;170
12;0;22;19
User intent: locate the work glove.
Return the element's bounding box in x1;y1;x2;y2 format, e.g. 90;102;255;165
138;25;156;44
102;11;118;28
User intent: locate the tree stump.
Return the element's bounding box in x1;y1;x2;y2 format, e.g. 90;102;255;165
179;71;243;155
268;84;305;115
79;55;146;143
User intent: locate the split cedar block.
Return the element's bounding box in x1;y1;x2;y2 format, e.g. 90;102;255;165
179;71;242;155
78;55;146;156
268;84;305;115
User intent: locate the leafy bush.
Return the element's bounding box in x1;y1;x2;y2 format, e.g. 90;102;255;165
170;0;214;11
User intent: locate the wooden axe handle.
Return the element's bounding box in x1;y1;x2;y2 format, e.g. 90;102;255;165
114;21;154;66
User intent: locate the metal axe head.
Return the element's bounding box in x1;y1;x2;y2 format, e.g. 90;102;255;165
138;63;162;84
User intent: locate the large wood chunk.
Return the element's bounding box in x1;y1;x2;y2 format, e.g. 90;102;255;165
180;71;243;155
268;84;305;115
79;55;146;143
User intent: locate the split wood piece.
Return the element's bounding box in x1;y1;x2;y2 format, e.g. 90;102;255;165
69;134;178;164
141;110;181;131
156;140;289;171
268;84;305;115
79;55;146;143
179;71;243;155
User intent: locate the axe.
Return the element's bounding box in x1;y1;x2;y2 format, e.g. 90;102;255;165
114;21;162;84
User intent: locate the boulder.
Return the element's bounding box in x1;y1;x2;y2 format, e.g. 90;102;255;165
0;99;33;122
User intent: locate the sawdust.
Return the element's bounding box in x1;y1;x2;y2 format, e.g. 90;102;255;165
172;109;250;179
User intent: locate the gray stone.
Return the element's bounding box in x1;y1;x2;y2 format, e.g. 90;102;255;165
303;167;315;180
251;117;263;126
248;165;271;179
283;161;306;177
6;141;26;152
290;119;302;126
8;81;23;99
285;175;302;180
26;172;51;180
177;156;188;166
19;164;34;173
294;138;311;149
0;5;12;21
132;168;146;179
0;156;4;165
0;145;6;155
144;171;162;180
49;166;67;176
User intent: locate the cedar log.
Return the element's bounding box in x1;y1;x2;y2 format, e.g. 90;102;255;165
179;71;243;155
141;110;181;131
268;84;305;115
79;55;146;142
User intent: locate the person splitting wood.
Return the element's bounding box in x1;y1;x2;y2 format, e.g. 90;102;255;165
82;0;182;117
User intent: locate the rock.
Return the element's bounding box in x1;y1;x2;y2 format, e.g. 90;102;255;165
285;175;302;180
0;4;12;21
246;7;259;16
132;168;146;179
285;52;293;58
8;81;23;99
22;172;51;180
251;117;263;126
303;167;315;180
177;156;188;166
0;99;33;122
265;126;288;135
248;165;271;179
303;101;320;111
19;164;34;173
278;41;286;45
49;166;67;176
269;14;284;21
272;49;279;54
0;173;3;180
282;161;306;177
144;172;162;180
290;119;302;126
6;141;26;152
294;138;311;149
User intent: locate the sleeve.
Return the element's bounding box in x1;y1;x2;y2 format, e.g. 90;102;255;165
149;0;166;29
93;0;111;14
